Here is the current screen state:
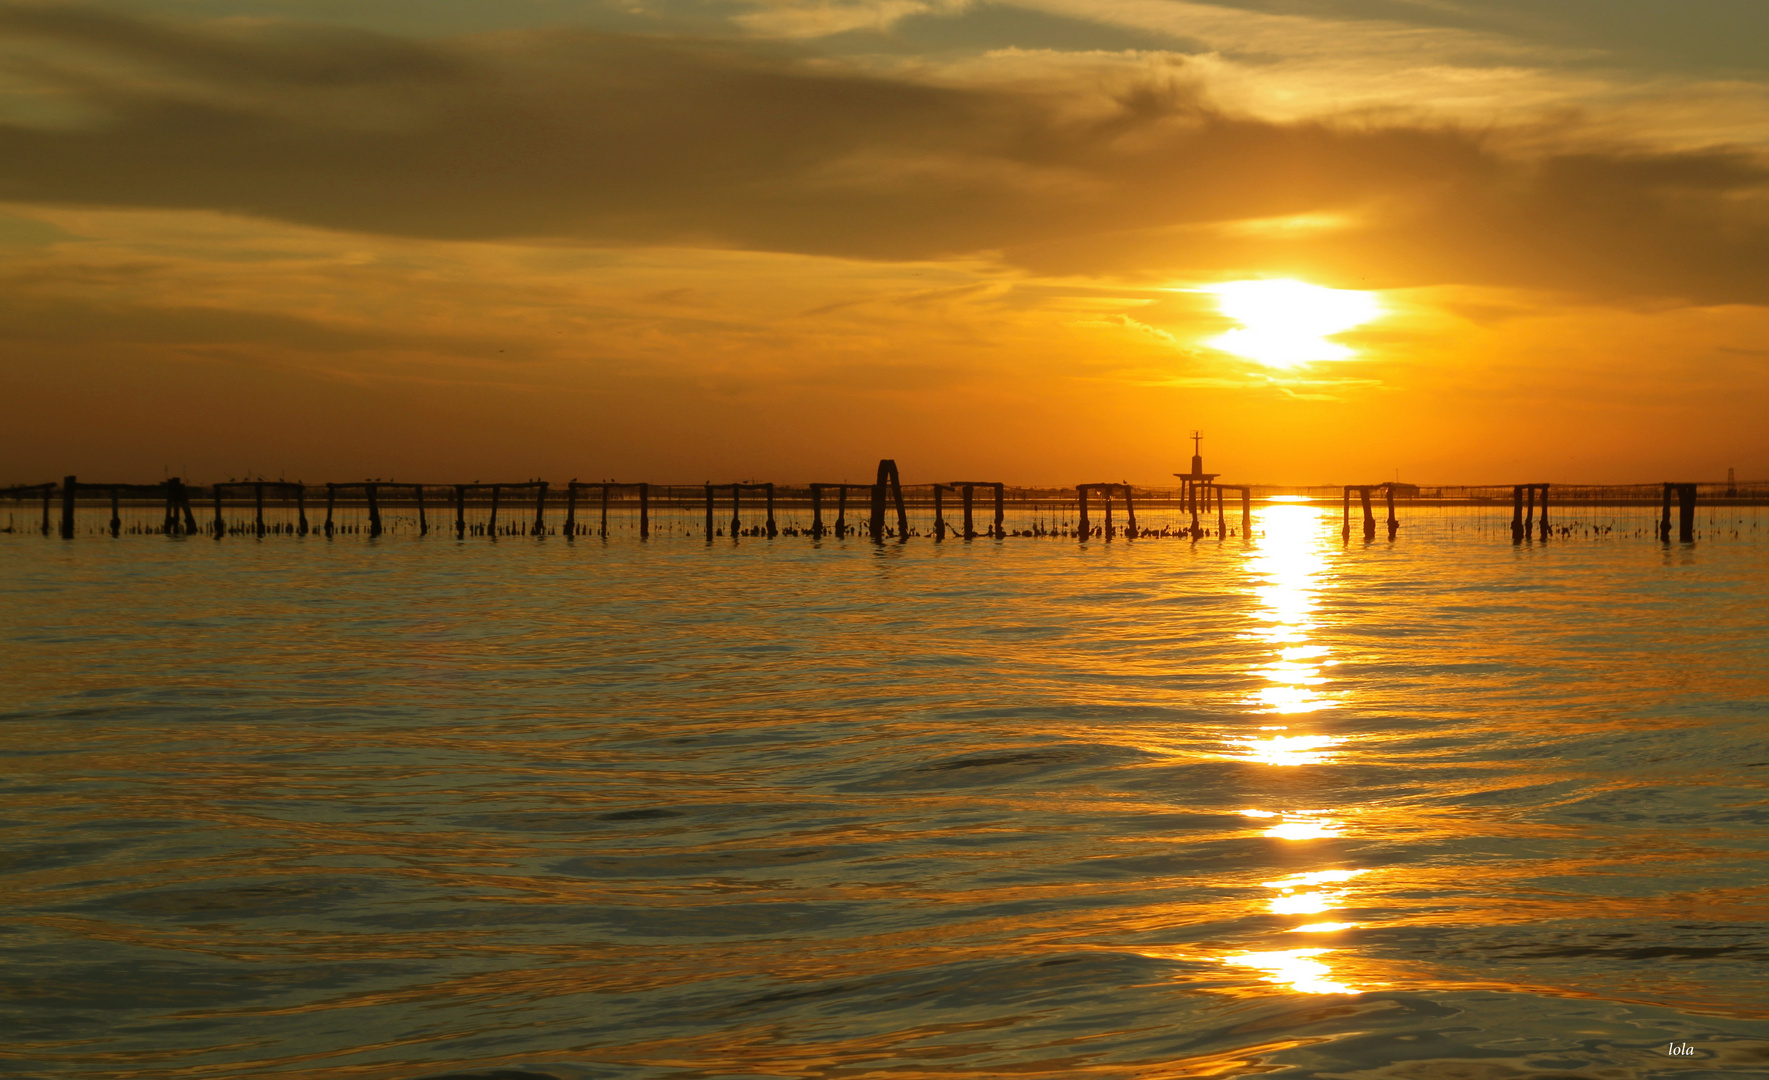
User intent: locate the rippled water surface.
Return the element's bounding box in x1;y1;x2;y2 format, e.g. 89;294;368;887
6;506;1769;1079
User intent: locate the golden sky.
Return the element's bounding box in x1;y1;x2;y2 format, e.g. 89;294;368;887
3;0;1768;484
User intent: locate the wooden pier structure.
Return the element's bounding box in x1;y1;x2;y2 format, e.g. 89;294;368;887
5;469;1753;545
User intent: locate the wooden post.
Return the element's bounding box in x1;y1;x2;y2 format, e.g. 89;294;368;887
1678;483;1696;543
533;481;547;536
764;483;776;538
454;485;465;538
869;483;884;541
162;479;177;535
638;483;650;540
933;485;945;541
367;483;381;537
601;483;610;539
704;483;714;541
40;483;51;536
1342;486;1351;542
60;475;76;539
218;484;229;537
1537;484;1548;541
1189;479;1201;537
731;484;742;537
413;485;425;536
1104;488;1114;540
564;482;577;540
962;484;975;540
1512;485;1525;543
993;483;1004;539
1386;484;1398;539
1361;487;1376;540
835;485;847;538
1523;484;1535;539
179;482;198;535
1660;483;1673;542
488;485;500;537
296;487;309;536
1126;484;1140;539
811;484;825;538
254;482;266;538
109;486;121;537
1076;484;1090;541
1241;487;1251;538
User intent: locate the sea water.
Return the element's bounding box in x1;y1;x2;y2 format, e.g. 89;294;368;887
4;504;1768;1078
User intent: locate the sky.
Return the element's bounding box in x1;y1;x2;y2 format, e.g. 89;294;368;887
2;0;1768;485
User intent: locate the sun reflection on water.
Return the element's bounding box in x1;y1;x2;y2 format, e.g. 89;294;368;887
1224;504;1367;995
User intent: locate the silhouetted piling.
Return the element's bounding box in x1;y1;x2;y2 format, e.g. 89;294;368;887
704;483;715;541
488;486;500;537
992;483;1004;539
731;484;742;537
367;484;382;538
763;483;775;538
1076;485;1090;542
60;475;75;539
1361;486;1376;540
601;484;611;539
297;488;309;536
639;483;650;540
1537;484;1548;541
836;485;848;538
1678;483;1696;542
412;486;423;537
109;487;120;537
564;483;578;539
255;482;267;538
533;482;548;536
932;485;946;541
1659;484;1672;542
962;484;975;540
1386;484;1398;540
1126;485;1139;538
454;485;465;538
1512;486;1525;542
811;484;826;538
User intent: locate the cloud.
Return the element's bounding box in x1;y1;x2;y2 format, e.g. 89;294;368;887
2;4;1769;304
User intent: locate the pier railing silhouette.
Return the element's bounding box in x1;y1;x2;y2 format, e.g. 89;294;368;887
7;471;1761;543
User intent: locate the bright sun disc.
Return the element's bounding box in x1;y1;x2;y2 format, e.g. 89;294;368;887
1203;279;1380;369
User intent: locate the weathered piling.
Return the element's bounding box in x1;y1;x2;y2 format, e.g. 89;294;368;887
533;482;548;536
1536;484;1547;541
1125;485;1139;538
1524;483;1535;539
1512;485;1525;542
367;483;382;538
836;485;848;538
763;483;775;538
564;482;578;539
1361;486;1376;540
109;487;120;538
811;484;826;538
932;484;947;541
298;487;310;536
1678;482;1696;542
602;484;611;538
454;485;466;538
327;484;338;538
255;482;267;538
488;486;501;536
731;484;742;537
993;483;1005;539
639;483;650;540
1385;483;1398;540
704;483;715;541
412;486;423;537
869;460;907;541
60;475;76;539
1076;485;1090;541
962;484;975;540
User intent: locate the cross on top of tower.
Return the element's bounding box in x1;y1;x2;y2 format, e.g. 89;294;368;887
1191;430;1203;456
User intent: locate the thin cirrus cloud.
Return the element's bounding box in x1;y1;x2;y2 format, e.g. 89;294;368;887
0;3;1767;305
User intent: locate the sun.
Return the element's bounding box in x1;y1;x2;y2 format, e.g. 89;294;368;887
1202;279;1381;369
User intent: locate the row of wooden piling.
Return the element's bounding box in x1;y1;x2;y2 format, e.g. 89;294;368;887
1;467;1717;544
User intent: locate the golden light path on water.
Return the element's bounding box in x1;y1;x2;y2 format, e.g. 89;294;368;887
1224;502;1367;996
